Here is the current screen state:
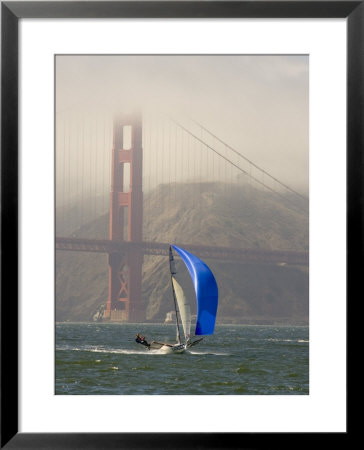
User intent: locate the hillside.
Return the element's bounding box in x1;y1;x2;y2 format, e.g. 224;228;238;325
56;182;309;324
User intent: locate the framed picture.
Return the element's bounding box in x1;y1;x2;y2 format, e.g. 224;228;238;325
2;1;357;447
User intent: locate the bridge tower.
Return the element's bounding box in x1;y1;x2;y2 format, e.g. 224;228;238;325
104;112;144;322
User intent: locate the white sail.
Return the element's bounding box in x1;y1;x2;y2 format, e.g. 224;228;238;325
172;277;191;342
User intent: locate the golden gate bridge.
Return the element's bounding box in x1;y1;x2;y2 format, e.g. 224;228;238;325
55;110;308;322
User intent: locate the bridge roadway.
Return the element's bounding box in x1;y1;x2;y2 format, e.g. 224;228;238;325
55;237;308;266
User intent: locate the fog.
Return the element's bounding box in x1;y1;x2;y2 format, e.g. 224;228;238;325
56;55;308;218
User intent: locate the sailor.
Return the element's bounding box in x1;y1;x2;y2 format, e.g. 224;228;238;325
135;333;150;348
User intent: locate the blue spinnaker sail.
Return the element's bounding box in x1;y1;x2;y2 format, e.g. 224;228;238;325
171;245;218;335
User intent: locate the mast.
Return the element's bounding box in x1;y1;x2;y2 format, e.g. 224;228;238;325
169;246;182;344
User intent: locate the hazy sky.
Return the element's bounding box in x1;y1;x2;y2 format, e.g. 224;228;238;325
56;55;308;192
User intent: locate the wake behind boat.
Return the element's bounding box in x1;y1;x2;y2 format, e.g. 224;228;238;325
135;245;218;354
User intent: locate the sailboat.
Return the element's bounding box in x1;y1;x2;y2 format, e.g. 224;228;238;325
146;245;218;354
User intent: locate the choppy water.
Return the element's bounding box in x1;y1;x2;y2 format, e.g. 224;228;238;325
56;323;309;395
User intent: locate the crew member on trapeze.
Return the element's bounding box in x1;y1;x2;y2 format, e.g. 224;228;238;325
135;333;150;348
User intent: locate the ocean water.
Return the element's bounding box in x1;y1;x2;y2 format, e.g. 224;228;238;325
55;322;309;395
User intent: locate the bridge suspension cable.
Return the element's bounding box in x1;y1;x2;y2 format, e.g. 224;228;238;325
168;114;308;211
187;116;308;201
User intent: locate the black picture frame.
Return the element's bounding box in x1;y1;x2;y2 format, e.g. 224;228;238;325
1;1;357;448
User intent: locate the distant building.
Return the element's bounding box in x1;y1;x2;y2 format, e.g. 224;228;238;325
164;311;175;323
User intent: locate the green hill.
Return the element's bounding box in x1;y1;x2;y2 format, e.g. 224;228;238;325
56;182;309;325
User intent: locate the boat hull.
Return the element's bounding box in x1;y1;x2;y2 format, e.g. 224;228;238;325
160;343;186;354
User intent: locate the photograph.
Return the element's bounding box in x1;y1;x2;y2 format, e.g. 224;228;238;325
1;0;354;446
55;54;309;395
